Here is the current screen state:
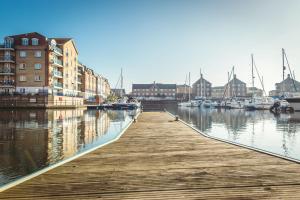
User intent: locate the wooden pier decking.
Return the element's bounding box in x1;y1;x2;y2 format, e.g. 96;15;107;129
1;112;300;199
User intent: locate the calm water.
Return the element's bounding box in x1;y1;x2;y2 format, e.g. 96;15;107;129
166;105;300;161
0;109;137;187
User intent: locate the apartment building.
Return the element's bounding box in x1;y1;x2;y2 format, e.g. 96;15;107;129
0;32;80;96
176;84;191;100
275;74;300;95
246;87;263;97
224;74;247;97
0;32;111;106
82;66;97;102
192;74;212;97
0;37;15;94
211;86;225;99
132;82;176;100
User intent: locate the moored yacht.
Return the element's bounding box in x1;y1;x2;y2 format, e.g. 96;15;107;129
285;97;300;111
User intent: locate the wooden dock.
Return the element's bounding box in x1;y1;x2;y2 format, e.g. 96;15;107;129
1;112;300;199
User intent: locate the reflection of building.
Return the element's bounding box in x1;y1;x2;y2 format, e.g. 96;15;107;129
275;74;300;95
192;74;212;97
132;82;176;100
0;109;113;185
224;74;247;97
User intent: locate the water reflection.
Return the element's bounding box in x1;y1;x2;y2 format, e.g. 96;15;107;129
166;105;300;161
0;109;133;186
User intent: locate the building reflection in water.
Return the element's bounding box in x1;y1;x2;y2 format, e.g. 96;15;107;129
0;109;131;186
166;104;300;161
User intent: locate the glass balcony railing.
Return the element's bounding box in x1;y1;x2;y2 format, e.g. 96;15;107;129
52;70;63;77
0;55;15;62
0;68;15;74
0;80;15;87
0;43;14;49
51;59;63;67
53;46;63;55
54;82;63;88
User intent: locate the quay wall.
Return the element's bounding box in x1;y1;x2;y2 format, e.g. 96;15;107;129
0;95;85;109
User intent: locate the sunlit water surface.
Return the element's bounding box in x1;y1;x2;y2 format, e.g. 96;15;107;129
0;109;137;187
166;105;300;161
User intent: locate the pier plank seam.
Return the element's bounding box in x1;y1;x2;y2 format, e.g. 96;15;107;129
1;112;300;199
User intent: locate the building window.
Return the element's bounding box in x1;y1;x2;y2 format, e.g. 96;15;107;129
32;38;39;45
34;75;42;81
20;51;26;58
34;51;42;57
21;38;29;46
34;63;42;70
19;63;26;70
19;75;26;82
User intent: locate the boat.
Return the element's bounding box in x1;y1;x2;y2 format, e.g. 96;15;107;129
202;100;212;108
225;98;244;109
244;54;273;110
178;72;201;107
111;69;141;110
285;97;300;111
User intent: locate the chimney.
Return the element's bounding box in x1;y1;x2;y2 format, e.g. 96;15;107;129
287;74;291;78
234;74;237;79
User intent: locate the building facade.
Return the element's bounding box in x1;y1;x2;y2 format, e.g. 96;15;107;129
224;74;247;97
0;32;111;106
211;86;225;99
132;82;176;100
192;74;212;97
96;74;111;103
111;89;126;97
176;84;191;100
275;74;300;95
246;87;263;97
83;66;97;103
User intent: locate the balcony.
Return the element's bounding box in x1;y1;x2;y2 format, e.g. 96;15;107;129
0;68;15;75
52;46;63;56
0;80;15;87
53;82;63;89
77;78;82;84
51;59;63;67
0;43;14;50
0;55;15;63
52;70;63;78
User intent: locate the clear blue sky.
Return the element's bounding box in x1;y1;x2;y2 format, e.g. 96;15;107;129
1;0;300;93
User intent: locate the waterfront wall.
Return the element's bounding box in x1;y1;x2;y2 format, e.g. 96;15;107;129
0;95;84;108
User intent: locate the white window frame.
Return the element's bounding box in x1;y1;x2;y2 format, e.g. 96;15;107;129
34;51;42;58
21;38;29;46
19;63;26;70
32;38;39;45
34;63;42;70
19;75;26;82
34;75;42;82
20;51;26;58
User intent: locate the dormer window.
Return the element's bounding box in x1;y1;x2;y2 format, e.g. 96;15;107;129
21;38;29;46
32;38;39;45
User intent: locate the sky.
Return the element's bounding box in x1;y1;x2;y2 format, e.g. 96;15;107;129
1;0;300;93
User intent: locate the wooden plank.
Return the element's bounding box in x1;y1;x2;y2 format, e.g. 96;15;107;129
1;111;300;199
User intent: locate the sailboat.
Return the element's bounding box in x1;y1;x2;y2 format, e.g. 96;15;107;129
112;68;141;110
178;72;201;107
245;54;274;110
281;48;300;111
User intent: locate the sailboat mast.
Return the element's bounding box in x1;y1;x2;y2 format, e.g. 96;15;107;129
189;72;191;101
120;68;123;97
282;48;285;82
251;54;254;88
